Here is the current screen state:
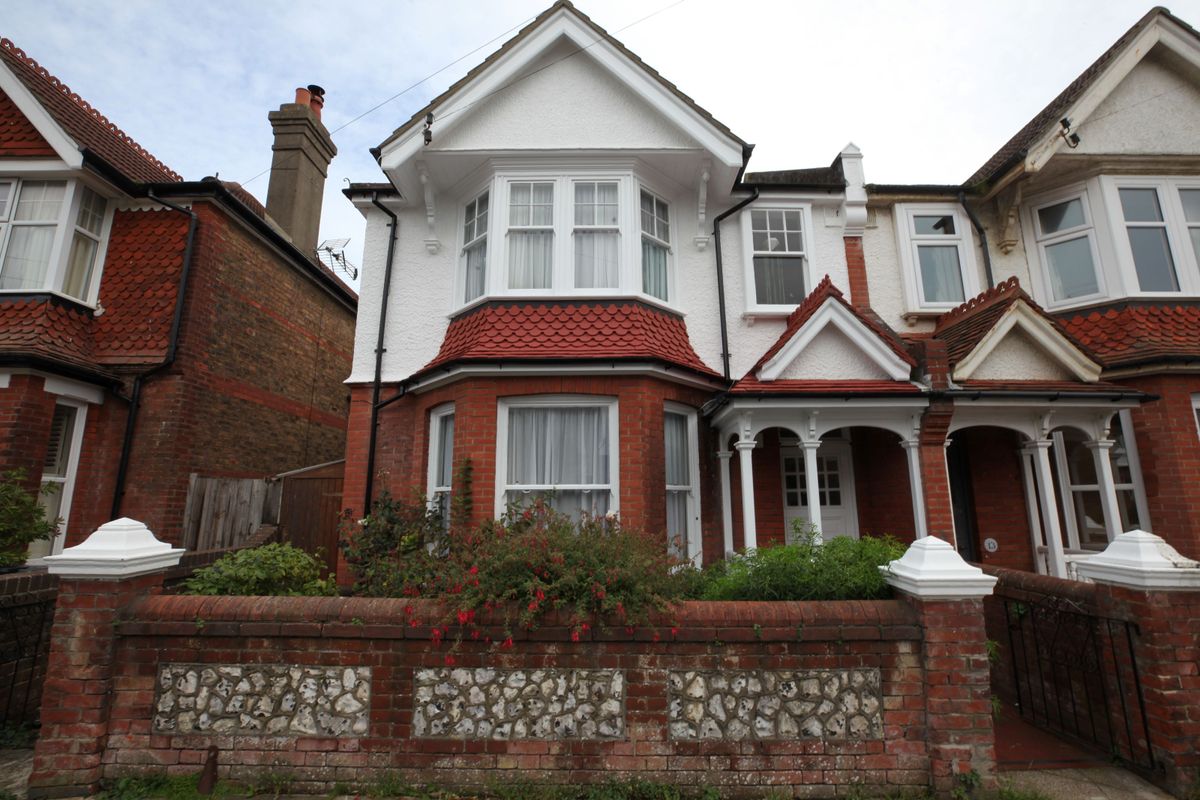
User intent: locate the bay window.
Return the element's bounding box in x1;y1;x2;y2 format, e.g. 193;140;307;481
427;405;455;526
496;397;618;519
29;400;86;559
1032;193;1103;304
1183;189;1200;264
507;181;554;289
895;204;977;311
664;404;700;565
640;190;670;301
745;207;809;310
461;192;488;303
1118;187;1180;292
0;178;110;303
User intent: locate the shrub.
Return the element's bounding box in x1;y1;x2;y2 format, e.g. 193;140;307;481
0;469;59;568
184;542;336;596
694;527;906;601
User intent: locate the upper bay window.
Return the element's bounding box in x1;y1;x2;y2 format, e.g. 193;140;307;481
1032;194;1103;304
0;178;110;304
741;204;813;314
456;172;673;308
895;204;978;313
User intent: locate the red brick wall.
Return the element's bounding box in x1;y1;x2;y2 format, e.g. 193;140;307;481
853;428;915;542
844;236;870;309
0;373;56;491
1117;374;1200;560
959;427;1035;572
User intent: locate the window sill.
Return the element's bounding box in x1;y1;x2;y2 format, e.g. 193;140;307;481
0;289;98;313
741;308;796;325
450;291;683;319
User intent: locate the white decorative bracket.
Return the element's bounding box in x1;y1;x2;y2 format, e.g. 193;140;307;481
1074;530;1200;589
881;536;997;600
43;517;185;579
839;143;869;236
694;161;711;250
417;162;440;254
995;184;1022;255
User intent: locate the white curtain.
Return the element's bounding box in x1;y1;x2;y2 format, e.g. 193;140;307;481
664;412;690;557
753;255;804;304
463;240;486;302
62;232;98;298
1;226;55;290
507;406;609;517
575;231;619;288
436;415;455;489
508;231;553;289
917;245;965;303
642;240;668;300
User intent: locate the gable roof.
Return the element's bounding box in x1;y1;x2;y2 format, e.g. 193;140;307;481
0;38;180;184
373;1;747;158
965;6;1200;189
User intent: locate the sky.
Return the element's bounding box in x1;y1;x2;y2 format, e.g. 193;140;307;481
6;0;1200;291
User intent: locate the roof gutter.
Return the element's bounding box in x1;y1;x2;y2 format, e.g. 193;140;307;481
363;191;400;512
111;191;197;518
958;190;995;290
710;184;759;381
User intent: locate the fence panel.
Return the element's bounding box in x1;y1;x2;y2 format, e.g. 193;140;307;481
181;476;280;551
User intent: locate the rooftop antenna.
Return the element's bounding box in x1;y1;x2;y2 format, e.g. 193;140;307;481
316;237;358;280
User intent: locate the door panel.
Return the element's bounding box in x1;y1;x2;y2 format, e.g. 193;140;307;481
781;440;858;540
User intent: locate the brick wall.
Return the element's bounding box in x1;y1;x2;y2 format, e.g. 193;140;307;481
852;428;915;542
0;373;56;492
28;581;1002;798
959;427;1034;572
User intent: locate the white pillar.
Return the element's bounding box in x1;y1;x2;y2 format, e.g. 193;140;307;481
1019;450;1048;575
1087;439;1124;544
717;449;734;557
735;439;758;550
1029;440;1068;579
801;440;823;543
1075;530;1200;589
902;439;927;538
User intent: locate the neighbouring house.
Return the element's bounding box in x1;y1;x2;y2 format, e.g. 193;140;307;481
341;2;1200;582
0;38;358;554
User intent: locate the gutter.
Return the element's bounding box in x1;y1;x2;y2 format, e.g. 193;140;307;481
710;185;759;381
110;191;197;518
958;190;995;290
363;192;400;511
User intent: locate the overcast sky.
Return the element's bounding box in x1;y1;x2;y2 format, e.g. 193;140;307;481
7;0;1200;289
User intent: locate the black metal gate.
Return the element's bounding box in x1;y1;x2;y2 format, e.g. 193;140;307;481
0;589;55;725
1000;595;1155;769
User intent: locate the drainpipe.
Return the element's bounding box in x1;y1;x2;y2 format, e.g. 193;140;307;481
363;192;399;511
110;192;197;518
711;187;759;381
959;190;994;290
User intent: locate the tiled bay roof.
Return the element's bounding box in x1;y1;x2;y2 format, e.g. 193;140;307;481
1057;302;1200;368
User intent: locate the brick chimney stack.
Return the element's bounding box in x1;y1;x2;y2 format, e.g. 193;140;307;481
265;84;336;256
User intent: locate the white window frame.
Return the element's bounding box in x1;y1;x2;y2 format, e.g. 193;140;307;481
740;200;815;316
426;403;455;521
1099;176;1200;297
493;395;620;518
36;398;88;557
639;187;673;302
664;402;701;567
458;190;489;304
1024;184;1108;310
0;176;114;306
572;179;622;290
1192;393;1200;442
894;203;980;313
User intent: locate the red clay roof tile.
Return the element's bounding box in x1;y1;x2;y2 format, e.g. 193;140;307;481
0;89;55;157
1057;302;1200;368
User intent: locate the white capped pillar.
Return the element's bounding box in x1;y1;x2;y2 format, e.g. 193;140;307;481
1087;439;1124;544
902;438;927;538
735;437;758;550
801;440;823;543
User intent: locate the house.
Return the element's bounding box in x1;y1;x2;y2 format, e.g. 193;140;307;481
340;2;1200;581
0;38;358;554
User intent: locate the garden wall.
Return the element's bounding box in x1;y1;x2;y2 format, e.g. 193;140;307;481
29;579;996;799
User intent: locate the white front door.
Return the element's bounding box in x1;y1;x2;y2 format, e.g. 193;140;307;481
781;439;858;540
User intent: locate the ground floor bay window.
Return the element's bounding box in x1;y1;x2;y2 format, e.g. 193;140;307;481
664;403;700;564
28;399;87;559
495;397;618;519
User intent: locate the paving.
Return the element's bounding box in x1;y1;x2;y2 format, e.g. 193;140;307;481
1001;766;1172;799
1;749;33;799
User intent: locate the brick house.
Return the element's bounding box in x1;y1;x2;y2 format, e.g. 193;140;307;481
341;3;1200;581
0;38;357;554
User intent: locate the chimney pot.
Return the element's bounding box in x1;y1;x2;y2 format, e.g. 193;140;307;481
307;84;326;119
294;87;312;106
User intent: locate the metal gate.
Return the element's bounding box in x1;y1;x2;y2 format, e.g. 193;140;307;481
0;588;55;725
999;594;1155;769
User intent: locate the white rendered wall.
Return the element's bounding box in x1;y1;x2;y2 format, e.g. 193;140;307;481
969;329;1073;381
775;327;891;381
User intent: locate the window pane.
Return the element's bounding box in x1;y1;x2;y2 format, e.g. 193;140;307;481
14;181;65;221
664;412;688;485
917;245;965;303
463;240;487;302
750;209;767;230
754;255;805;304
1119;188;1164;223
666;490;688;558
1191;229;1200;265
508;231;553;289
62;232;99;298
574;231;619;288
1044;237;1099;300
1072;490;1108;549
437;414;455;489
1127;227;1179;292
642;239;668;300
1181;189;1200;222
507;406;609;486
0;182;12;218
913;215;955;236
1038;199;1085;234
76;187;106;235
505;489;609;521
43;405;77;477
0;226;55;290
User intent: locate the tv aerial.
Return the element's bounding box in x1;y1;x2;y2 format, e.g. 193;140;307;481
316;238;358;281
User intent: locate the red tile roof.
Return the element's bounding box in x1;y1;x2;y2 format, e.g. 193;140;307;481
746;275;917;377
0;89;55;156
419;300;720;379
0;38;180;184
1057;302;1200;368
952;379;1138;395
0;295;99;373
729;378;921;395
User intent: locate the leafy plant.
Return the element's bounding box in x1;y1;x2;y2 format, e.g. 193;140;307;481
0;469;59;567
183;543;336;596
693;527;906;601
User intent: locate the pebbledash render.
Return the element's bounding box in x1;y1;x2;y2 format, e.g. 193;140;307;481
340;2;1200;582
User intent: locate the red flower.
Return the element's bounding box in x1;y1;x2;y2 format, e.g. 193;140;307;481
432;628;444;644
444;654;456;666
671;627;679;638
457;609;472;625
652;632;661;643
528;601;539;612
468;565;479;575
502;637;514;650
535;588;545;602
571;630;581;642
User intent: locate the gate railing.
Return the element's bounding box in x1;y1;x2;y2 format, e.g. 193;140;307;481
0;586;56;725
999;593;1154;769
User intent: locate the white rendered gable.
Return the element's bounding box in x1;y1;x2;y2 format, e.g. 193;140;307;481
952;301;1101;383
757;299;911;382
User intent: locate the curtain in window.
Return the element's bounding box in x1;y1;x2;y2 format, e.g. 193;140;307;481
508;231;553;289
0;227;55;290
62;233;98;298
753;256;805;304
463;240;487;302
507;406;609;517
664;412;689;558
437;415;455;489
642;240;668;300
574;231;619;288
917;245;964;303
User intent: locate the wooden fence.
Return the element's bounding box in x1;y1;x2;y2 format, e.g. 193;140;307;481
180;476;282;551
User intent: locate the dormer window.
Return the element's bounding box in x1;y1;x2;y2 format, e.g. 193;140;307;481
895;204;978;313
0;178;110;304
740;203;813;314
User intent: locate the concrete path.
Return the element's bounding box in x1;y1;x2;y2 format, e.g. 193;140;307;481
1002;766;1173;800
0;749;33;799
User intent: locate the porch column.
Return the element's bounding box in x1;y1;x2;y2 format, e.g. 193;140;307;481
901;438;928;538
735;437;758;550
801;440;823;543
717;449;734;556
1018;450;1048;574
1028;440;1068;579
1087;438;1124;544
